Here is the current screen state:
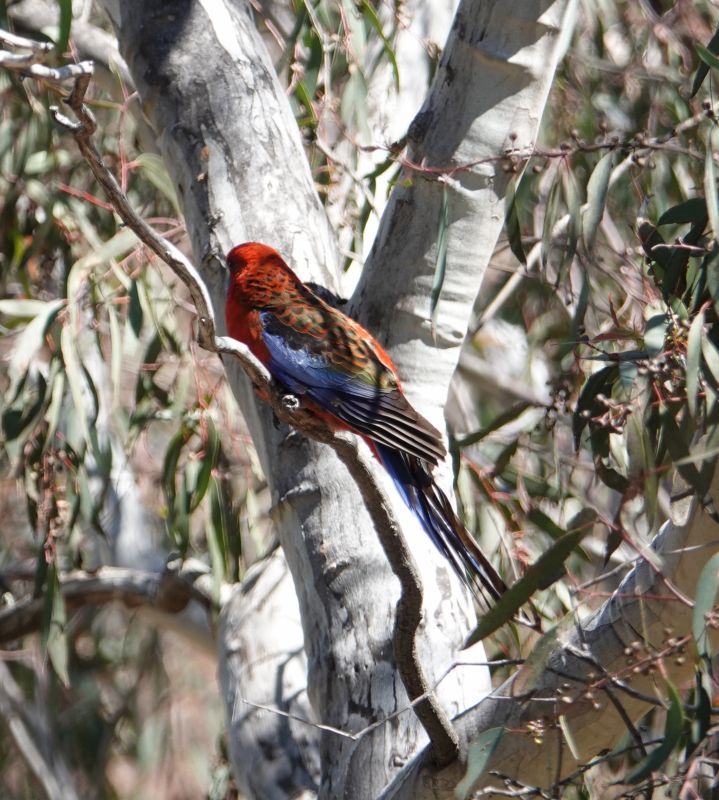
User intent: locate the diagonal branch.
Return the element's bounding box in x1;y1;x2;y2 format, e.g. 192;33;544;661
0;37;458;766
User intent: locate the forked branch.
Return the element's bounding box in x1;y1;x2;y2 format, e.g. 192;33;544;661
0;36;459;766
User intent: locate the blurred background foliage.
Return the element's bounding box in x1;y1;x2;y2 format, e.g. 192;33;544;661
1;0;719;797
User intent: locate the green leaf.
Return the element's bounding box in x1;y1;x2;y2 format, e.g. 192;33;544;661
701;336;719;386
705;127;719;245
563;173;581;274
208;477;229;596
692;552;719;659
686;311;704;417
637;219;670;272
541;176;562;269
430;185;450;333
689;672;711;755
340;67;370;139
572;365;619;449
189;417;220;512
2;370;47;443
454;728;505;799
60;325;92;446
360;0;399;91
644;314;667;358
43;369;65;453
464;522;593;646
456;402;533;448
162;426;189;507
657;197;708;226
582;149;614;253
505;177;527;265
55;0;72;55
0;298;61;318
134;153;181;215
693;26;719;96
526;508;566;542
625;682;684;784
128;279;143;338
43;567;70;686
6;299;65;387
694;39;719;96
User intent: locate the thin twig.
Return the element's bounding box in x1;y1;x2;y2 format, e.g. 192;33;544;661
0;33;460;767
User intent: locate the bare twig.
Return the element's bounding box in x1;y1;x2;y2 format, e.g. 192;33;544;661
0;32;460;766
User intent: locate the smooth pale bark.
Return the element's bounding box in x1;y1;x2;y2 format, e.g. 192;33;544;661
355;0;575;432
94;0;573;796
218;550;320;799
97;1;502;796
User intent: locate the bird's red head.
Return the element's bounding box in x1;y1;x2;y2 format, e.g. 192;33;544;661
226;242;282;275
226;242;301;288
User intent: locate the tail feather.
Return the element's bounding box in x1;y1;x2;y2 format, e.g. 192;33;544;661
374;444;507;608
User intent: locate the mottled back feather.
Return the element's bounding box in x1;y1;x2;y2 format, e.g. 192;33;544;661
226;243;446;465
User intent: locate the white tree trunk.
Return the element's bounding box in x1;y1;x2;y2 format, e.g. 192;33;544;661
97;0;573;796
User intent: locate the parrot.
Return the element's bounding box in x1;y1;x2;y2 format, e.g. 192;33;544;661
225;242;508;608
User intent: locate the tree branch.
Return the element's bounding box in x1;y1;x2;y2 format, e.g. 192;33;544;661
0;660;81;800
0;33;459;764
0;565;214;643
379;468;719;798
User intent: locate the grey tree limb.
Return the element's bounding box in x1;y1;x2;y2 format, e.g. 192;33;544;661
5;0;576;796
0;660;81;800
95;2;495;795
0;565;214;644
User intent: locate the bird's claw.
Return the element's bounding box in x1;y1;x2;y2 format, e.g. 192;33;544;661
281;393;300;411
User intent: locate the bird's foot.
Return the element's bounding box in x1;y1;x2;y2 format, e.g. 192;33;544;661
281;393;300;411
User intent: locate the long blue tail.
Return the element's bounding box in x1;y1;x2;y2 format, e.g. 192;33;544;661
375;444;507;607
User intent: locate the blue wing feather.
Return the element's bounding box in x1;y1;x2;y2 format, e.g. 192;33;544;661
258;311;445;463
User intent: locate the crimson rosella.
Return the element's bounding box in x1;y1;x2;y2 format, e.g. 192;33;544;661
225;242;507;607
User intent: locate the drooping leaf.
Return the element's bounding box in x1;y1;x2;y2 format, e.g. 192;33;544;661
701;336;719;387
505;176;527;265
455;728;505;799
625;682;684;784
644;314;668;358
705;127;719;245
541;175;563;270
572;364;619;449
55;0;72;55
360;0;399;91
208;476;230;597
5;299;65;387
686;311;704;418
430;185;449;333
688;672;711;756
43;566;70;686
128;279;143;339
134;153;181;214
582;149;614;253
464;521;593;646
693;34;719;96
189;417;220;512
657;197;708;226
692;552;719;659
